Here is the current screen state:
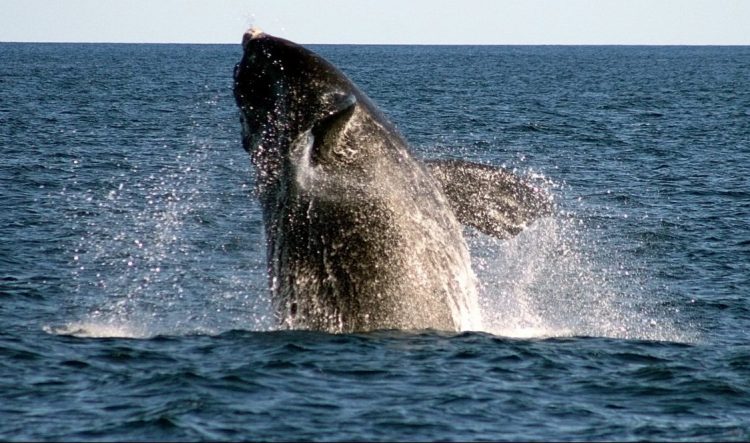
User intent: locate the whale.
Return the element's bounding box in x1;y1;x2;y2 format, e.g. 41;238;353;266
233;28;551;333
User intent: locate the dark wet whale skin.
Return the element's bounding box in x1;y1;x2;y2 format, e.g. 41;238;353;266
233;31;481;332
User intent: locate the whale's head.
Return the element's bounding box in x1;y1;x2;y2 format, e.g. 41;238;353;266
234;28;386;192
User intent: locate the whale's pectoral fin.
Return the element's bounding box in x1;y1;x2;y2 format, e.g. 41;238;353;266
310;93;357;164
426;159;553;239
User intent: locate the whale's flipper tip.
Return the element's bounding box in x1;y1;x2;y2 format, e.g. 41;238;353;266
426;159;554;239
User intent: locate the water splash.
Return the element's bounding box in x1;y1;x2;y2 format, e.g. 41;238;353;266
51;131;694;342
471;211;694;343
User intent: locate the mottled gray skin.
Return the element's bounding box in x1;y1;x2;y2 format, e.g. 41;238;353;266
234;30;479;332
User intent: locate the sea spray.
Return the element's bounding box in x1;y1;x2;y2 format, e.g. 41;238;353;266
56;135;272;338
471;209;693;342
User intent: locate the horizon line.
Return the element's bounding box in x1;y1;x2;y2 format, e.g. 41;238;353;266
2;39;749;47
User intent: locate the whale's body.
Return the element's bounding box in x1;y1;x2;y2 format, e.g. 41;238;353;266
233;29;550;332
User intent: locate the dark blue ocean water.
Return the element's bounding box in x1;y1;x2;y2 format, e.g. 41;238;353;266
1;42;749;441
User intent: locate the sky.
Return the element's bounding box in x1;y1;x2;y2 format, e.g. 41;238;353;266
1;0;749;45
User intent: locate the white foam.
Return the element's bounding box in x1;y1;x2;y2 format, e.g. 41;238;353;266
44;321;150;339
489;326;574;340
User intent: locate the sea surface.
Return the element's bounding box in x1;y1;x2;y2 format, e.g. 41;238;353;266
1;42;749;441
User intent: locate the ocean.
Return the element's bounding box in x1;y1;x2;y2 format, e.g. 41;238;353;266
1;42;749;441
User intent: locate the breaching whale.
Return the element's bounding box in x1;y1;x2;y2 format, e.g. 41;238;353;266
233;28;551;333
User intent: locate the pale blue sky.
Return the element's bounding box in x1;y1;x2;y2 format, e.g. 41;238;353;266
1;0;748;45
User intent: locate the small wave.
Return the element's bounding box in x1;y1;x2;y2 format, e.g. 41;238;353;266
487;325;574;340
